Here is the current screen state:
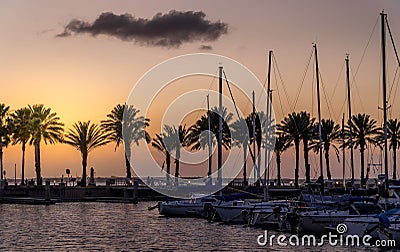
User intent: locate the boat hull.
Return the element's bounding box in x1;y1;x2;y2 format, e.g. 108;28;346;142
299;211;359;234
249;207;290;230
159;202;205;216
344;216;380;237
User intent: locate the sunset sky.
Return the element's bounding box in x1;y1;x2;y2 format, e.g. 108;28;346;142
2;0;400;181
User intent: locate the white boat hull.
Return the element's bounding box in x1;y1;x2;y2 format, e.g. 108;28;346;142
158;195;218;217
344;216;380;237
299;210;360;234
215;201;291;224
214;205;252;223
249;207;290;230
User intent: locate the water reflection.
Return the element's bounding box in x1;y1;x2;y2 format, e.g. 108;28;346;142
0;202;385;251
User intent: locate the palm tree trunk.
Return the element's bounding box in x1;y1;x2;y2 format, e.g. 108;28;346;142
277;151;281;186
256;144;261;187
360;146;365;187
303;140;310;183
125;153;131;179
125;144;132;179
325;148;332;180
0;140;3;180
295;140;299;188
21;142;26;185
34;142;41;186
393;143;397;180
81;152;87;187
243;143;247;186
175;149;180;184
166;152;171;184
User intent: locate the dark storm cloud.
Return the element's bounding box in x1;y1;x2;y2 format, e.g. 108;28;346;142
199;45;213;50
57;10;228;47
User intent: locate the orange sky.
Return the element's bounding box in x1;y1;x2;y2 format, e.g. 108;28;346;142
1;0;400;181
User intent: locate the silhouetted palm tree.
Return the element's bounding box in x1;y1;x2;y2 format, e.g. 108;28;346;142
188;107;232;178
314;119;341;181
274;132;292;186
297;112;316;183
188;106;232;150
231;117;250;185
11;108;32;184
246;112;263;184
29;104;64;186
101;104;150;179
387;119;400;179
0;104;11;180
278;111;313;187
164;124;191;184
152;133;172;184
344;113;380;186
64;121;110;186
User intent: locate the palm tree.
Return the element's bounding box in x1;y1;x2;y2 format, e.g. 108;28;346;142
345;113;380;186
29;104;64;186
152;133;172;184
386;119;400;179
101;104;150;179
0;104;11;181
64;121;110;186
189;106;232;150
164;124;191;184
274;132;292;186
298;112;316;184
314;119;341;181
188;106;232;177
11;108;32;185
230;117;250;185
278;111;313;187
246;112;263;185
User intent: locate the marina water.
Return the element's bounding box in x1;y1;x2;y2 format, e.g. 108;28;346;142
0;202;387;251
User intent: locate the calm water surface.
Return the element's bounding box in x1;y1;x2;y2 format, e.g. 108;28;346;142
0;202;390;251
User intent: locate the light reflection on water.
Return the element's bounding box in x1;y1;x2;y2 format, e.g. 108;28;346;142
0;202;387;251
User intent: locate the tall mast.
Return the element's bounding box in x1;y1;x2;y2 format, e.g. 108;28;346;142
345;54;355;187
314;44;324;193
264;50;272;201
381;11;389;187
218;66;223;186
342;114;346;187
252;91;257;184
207;94;212;184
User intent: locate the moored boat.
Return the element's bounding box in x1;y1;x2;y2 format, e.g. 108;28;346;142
214;200;291;224
298;198;382;234
158;194;219;217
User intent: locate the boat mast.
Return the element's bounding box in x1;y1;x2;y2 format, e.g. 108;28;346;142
207;94;212;184
218;66;223;186
345;54;355;187
342;113;346;188
252;91;258;185
264;50;272;201
381;11;389;188
314;44;324;193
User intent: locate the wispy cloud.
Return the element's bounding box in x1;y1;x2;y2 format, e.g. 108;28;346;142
57;10;228;48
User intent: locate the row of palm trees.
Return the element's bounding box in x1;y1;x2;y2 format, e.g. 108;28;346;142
1;102;400;188
152;110;400;189
0;104;65;186
0;103;148;186
277;112;400;187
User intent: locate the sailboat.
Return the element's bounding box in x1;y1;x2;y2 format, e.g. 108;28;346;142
156;66;226;217
344;11;400;237
157;194;219;217
214;51;296;226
